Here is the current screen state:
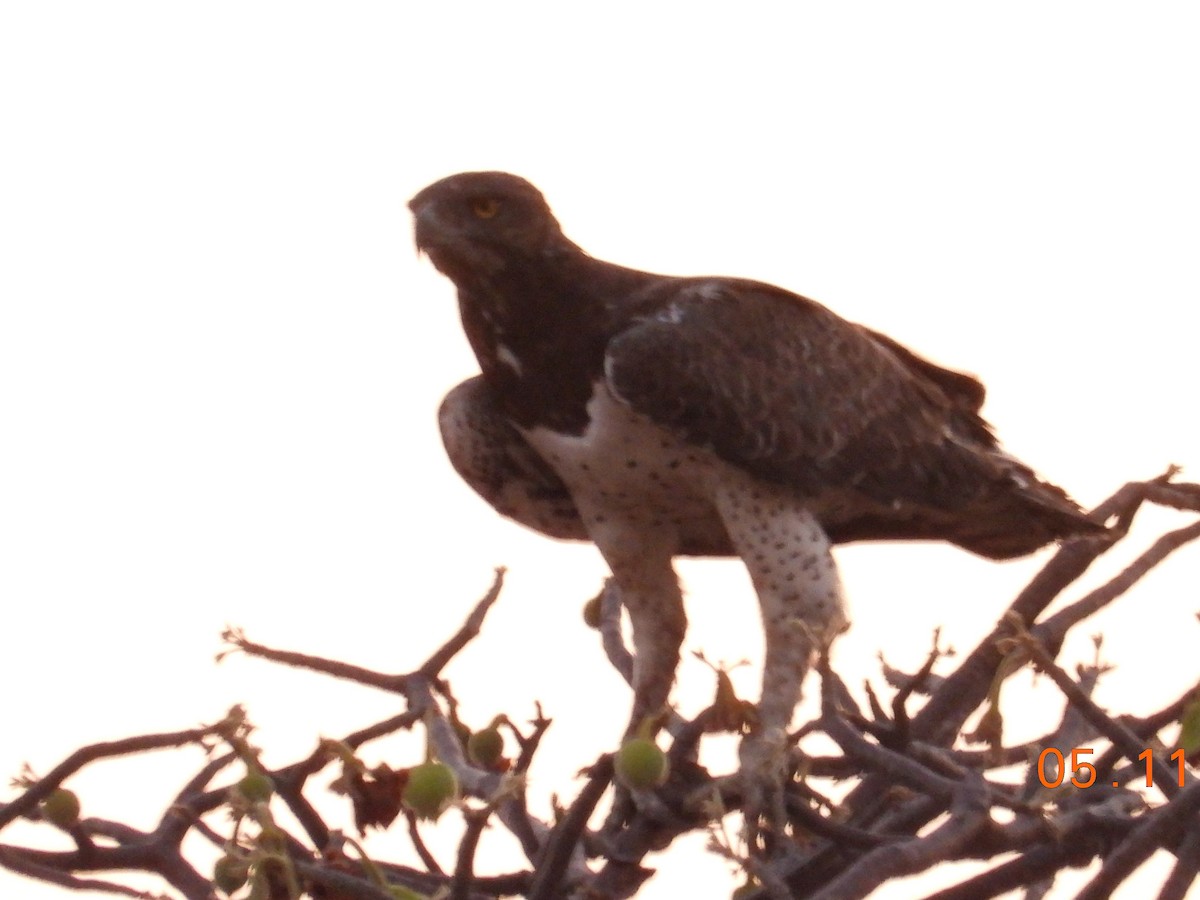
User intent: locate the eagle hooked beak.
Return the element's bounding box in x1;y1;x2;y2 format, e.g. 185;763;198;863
409;198;436;258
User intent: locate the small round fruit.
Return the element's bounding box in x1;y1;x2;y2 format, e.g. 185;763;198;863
614;737;668;789
212;854;250;894
237;771;275;803
40;788;81;828
467;726;504;768
732;880;759;899
582;594;603;629
402;762;459;820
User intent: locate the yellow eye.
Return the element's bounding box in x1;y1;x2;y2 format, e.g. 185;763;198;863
471;198;500;219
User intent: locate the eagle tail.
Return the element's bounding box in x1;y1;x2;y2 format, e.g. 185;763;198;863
951;470;1107;560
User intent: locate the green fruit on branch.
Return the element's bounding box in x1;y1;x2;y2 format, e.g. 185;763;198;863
582;593;603;628
615;737;669;789
467;725;505;769
212;854;250;894
40;788;81;828
402;761;459;820
237;771;275;803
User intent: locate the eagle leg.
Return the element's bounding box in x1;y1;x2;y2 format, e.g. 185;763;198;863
713;480;849;846
714;483;849;732
586;517;686;732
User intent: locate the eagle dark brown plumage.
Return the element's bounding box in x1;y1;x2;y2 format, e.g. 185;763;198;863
412;170;1102;743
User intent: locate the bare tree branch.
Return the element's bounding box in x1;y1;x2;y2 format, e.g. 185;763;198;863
2;474;1196;899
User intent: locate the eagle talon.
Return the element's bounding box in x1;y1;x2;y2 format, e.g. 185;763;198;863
738;726;795;857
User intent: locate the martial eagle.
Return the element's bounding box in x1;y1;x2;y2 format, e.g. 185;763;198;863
410;171;1100;740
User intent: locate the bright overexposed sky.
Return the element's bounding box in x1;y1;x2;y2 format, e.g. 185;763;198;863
2;5;1198;898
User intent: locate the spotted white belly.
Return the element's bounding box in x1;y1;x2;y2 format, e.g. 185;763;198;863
520;378;849;735
519;380;722;546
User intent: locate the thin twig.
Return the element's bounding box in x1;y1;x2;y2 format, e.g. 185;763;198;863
0;847;155;898
910;475;1160;745
451;805;495;900
0;725;219;829
597;578;634;685
224;629;408;693
421;567;506;678
511;704;553;775
890;629;943;745
528;757;614;900
1076;779;1200;900
1036;519;1200;648
808;774;991;900
1007;615;1185;796
406;811;445;875
1157;822;1200;900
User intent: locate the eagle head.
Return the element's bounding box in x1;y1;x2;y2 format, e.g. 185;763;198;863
409;171;568;286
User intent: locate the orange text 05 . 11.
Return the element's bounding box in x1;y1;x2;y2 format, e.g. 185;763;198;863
1037;747;1188;789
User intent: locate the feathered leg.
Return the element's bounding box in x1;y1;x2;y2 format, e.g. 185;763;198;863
713;478;849;848
588;522;687;731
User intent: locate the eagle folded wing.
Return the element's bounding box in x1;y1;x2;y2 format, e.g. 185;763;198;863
604;280;994;506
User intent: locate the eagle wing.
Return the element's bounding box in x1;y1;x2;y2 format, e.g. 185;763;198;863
603;279;1076;533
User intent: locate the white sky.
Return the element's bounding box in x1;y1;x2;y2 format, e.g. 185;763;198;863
1;4;1198;899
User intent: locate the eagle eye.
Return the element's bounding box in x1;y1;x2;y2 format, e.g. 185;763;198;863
470;197;501;219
